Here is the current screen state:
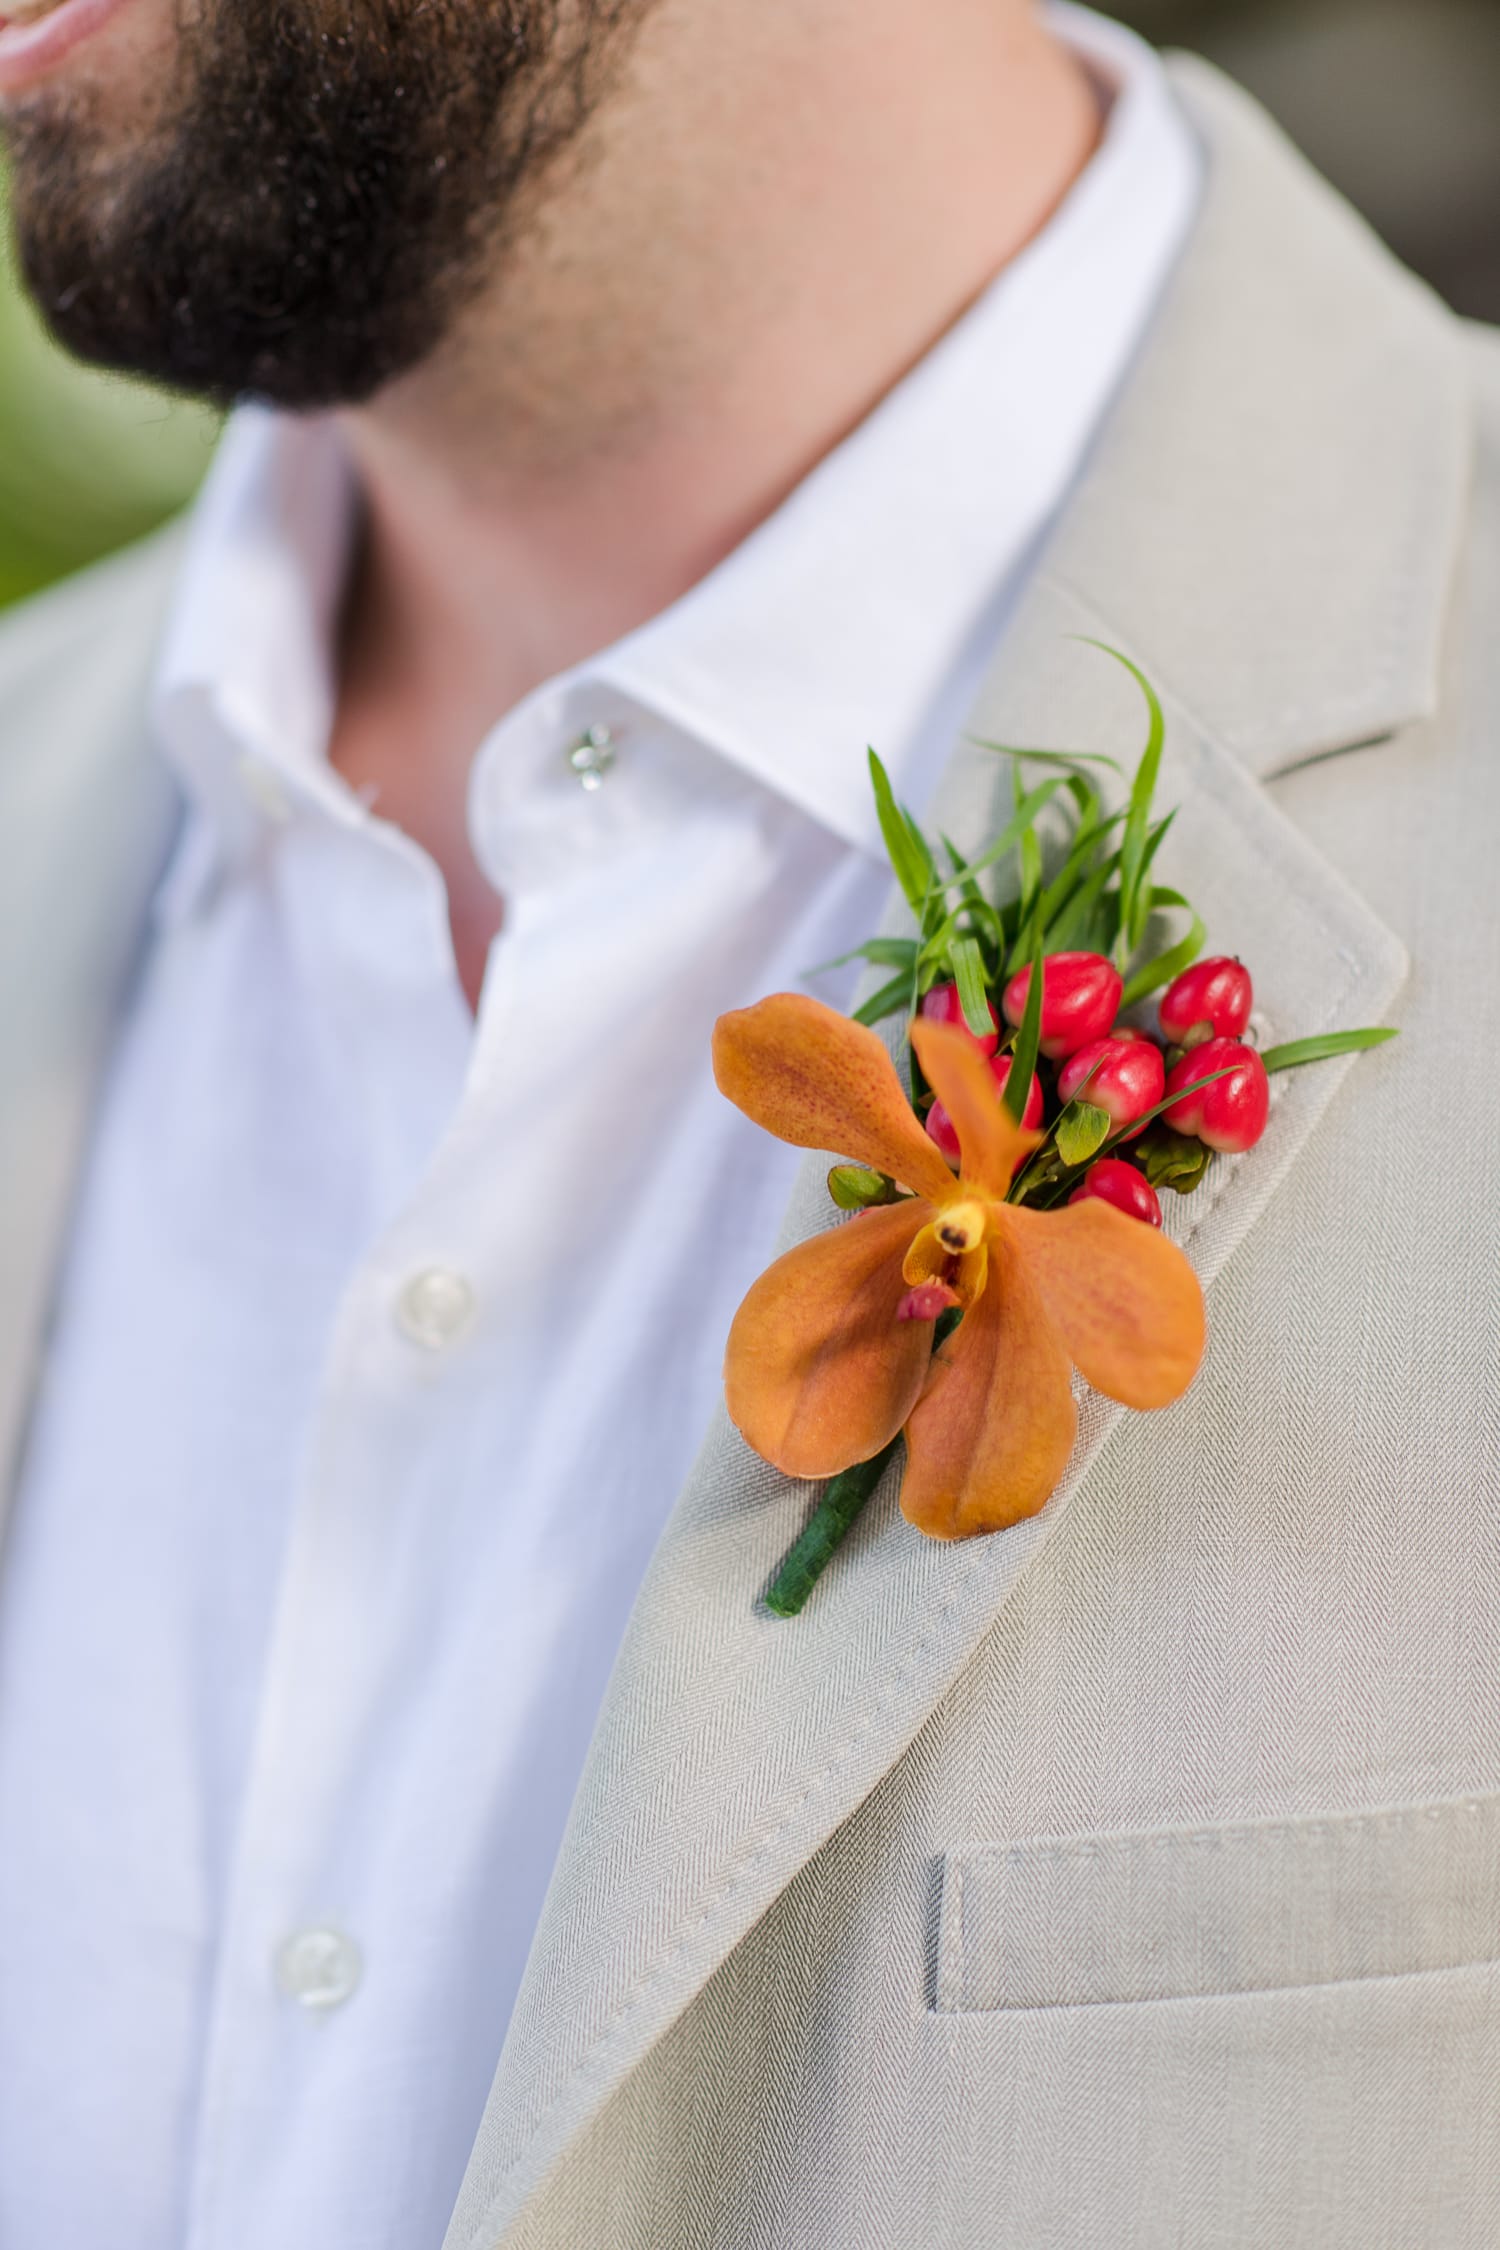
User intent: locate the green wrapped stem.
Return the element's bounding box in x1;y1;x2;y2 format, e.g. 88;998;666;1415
764;1439;902;1618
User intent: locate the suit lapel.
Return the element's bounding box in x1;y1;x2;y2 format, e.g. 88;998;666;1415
446;59;1471;2250
0;528;186;1539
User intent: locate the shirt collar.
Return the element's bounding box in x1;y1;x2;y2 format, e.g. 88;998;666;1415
151;3;1198;886
153;407;356;814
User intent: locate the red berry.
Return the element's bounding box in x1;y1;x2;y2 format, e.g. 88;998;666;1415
1056;1034;1165;1137
920;980;999;1056
1163;1036;1269;1153
925;1102;961;1162
925;1050;1043;1162
1159;956;1253;1050
897;1280;961;1323
1069;1158;1162;1228
1001;951;1124;1062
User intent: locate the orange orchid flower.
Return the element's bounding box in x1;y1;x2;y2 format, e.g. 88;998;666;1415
714;993;1206;1540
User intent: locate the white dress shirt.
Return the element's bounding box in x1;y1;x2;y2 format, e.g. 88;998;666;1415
0;13;1198;2246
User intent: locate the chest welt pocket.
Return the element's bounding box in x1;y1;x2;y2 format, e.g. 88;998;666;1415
934;1792;1500;2013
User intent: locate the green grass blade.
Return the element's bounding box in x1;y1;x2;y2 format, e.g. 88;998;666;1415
868;748;932;915
968;737;1125;777
1004;927;1045;1124
851;971;913;1028
961;776;1068;883
1017;827;1042;930
916;905;967;970
1261;1028;1399;1073
1044;854;1118;953
940;837;1005;956
1076;641;1167;965
1064;771;1100;822
803;936;919;978
989;764;1044;980
1119;887;1206;1007
1099;1061;1239;1153
1021;812;1127;970
949;936;993;1039
1137;808;1178;892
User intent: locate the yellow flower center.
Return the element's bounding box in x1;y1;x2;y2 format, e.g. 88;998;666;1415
935;1199;987;1255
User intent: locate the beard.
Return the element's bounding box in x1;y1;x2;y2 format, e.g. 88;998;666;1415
2;0;642;409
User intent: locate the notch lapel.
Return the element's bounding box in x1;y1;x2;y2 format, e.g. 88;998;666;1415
0;528;185;1541
447;59;1471;2250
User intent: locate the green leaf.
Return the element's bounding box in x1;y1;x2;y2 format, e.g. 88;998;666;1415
1119;886;1206;1008
851;971;912;1028
1260;1028;1399;1073
803;935;918;978
1055;1100;1112;1168
827;1164;900;1211
1136;1124;1213;1195
949;936;993;1040
1005;926;1045;1124
867;748;935;916
764;1439;902;1618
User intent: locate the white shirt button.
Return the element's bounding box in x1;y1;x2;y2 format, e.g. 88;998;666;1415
236;753;293;823
397;1268;476;1350
274;1926;362;2010
566;723;618;792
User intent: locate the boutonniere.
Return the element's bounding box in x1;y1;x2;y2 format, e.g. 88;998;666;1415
714;649;1397;1616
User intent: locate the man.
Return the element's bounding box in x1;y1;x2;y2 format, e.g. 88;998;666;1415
0;0;1496;2241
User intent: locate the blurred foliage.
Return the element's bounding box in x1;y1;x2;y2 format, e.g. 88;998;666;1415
2;0;1500;611
0;173;217;609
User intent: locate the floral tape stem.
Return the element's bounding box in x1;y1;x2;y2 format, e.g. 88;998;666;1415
763;1439;902;1619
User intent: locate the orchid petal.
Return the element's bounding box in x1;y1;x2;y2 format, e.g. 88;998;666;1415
715;994;955;1204
900;1232;1077;1540
909;1018;1040;1199
1003;1199;1205;1409
724;1201;935;1481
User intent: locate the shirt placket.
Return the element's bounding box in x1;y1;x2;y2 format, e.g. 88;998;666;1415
180;687;691;2245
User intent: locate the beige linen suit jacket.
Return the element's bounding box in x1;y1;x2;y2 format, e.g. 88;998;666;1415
2;57;1499;2250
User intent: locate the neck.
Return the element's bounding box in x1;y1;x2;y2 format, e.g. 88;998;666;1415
330;0;1101;1002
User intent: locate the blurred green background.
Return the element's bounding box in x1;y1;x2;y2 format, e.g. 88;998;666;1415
0;219;218;607
3;0;1500;610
